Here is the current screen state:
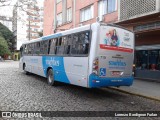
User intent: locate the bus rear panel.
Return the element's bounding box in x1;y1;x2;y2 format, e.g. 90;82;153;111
89;24;134;88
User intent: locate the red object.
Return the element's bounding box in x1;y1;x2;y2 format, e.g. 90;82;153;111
151;64;156;70
100;44;133;53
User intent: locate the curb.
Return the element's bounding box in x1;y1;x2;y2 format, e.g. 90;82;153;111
135;78;160;83
108;87;160;102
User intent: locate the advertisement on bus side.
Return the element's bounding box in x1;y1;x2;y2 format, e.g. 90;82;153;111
99;26;134;53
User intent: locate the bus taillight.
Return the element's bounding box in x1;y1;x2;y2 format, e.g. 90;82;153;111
92;58;99;75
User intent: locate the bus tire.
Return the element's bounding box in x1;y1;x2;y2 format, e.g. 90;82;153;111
47;69;55;86
23;63;30;75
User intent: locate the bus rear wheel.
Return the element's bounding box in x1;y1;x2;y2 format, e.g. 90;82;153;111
23;64;30;75
47;69;55;86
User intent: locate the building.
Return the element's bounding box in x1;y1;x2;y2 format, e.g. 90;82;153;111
0;1;16;31
39;7;44;33
43;0;118;35
12;0;44;50
117;0;160;80
27;1;43;40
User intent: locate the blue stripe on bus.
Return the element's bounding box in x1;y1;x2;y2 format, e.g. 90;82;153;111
89;73;133;88
42;56;70;84
41;33;62;40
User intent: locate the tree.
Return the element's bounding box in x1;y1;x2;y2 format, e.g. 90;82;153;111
0;22;15;51
0;36;11;56
0;0;31;8
0;22;13;40
0;0;12;7
1;0;42;42
38;31;43;37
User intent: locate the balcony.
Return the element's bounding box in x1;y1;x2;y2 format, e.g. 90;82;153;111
119;0;160;21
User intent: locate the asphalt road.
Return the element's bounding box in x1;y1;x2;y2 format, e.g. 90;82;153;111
0;61;160;120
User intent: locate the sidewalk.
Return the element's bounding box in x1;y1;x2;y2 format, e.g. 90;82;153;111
110;79;160;101
0;60;14;62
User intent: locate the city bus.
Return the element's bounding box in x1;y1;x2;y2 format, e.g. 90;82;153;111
19;22;134;88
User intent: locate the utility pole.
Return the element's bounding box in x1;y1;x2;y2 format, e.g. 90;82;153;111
53;0;57;33
73;0;76;28
28;15;31;41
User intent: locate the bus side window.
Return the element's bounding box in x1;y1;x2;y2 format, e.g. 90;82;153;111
31;43;35;55
40;41;48;55
24;45;28;55
54;38;58;54
72;31;90;55
35;42;40;55
63;36;70;55
58;37;62;46
71;34;79;55
28;44;32;55
79;33;85;44
66;35;72;54
49;39;56;55
73;34;78;44
83;32;90;54
68;35;72;45
44;40;49;55
20;46;23;57
40;41;43;54
66;45;70;54
48;40;51;54
71;45;77;54
56;37;65;55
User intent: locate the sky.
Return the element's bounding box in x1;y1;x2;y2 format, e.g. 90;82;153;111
0;0;44;17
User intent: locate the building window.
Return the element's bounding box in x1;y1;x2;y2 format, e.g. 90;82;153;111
34;28;38;32
57;12;62;25
80;5;94;22
108;0;117;13
136;50;160;70
67;8;72;22
57;0;62;3
98;0;117;16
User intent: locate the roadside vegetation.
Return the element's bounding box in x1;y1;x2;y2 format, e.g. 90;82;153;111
0;22;15;57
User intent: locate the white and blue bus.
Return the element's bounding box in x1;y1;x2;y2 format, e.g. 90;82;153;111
19;22;134;88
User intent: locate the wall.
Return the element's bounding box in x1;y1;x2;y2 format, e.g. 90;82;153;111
43;0;54;35
43;0;118;35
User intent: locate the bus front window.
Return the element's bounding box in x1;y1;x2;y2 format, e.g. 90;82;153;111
20;46;23;57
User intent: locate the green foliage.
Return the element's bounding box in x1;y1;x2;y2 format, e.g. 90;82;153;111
0;22;13;40
38;31;43;37
0;22;15;52
0;36;11;56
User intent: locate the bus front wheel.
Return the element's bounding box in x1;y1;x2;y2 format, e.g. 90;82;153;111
23;63;30;75
47;69;55;86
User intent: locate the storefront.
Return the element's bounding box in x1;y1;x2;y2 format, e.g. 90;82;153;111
116;17;160;81
116;0;160;81
135;45;160;81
